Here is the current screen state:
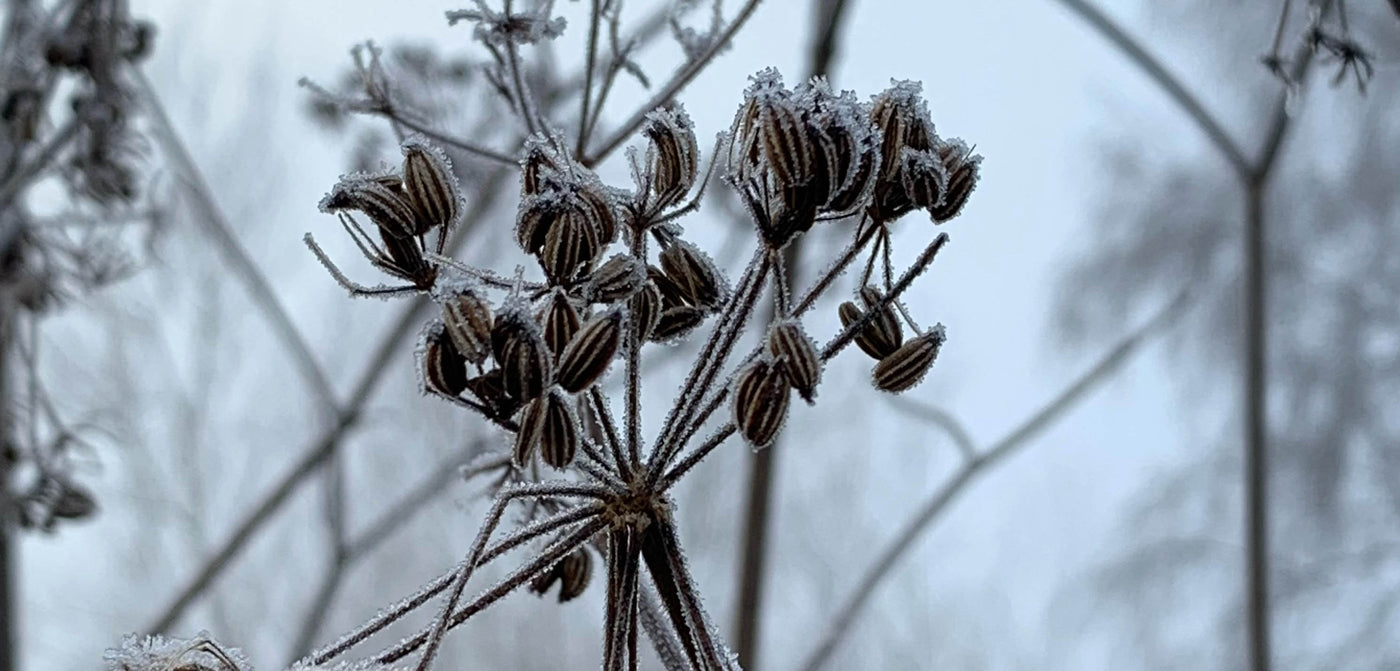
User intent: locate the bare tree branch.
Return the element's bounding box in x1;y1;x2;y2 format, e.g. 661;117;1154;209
797;287;1197;671
1048;0;1251;180
136;70;340;414
584;0;765;166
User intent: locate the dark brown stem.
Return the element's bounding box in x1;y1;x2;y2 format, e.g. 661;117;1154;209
0;302;14;671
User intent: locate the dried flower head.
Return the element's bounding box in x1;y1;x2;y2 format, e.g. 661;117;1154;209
290;8;981;668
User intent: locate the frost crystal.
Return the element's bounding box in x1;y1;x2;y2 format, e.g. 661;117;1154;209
104;632;250;671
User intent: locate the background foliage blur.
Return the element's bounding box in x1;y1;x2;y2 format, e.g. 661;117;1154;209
1;0;1395;669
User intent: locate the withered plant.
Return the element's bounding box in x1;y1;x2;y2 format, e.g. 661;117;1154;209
108;2;980;670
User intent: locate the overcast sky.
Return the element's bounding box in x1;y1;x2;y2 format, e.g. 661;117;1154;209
17;0;1246;668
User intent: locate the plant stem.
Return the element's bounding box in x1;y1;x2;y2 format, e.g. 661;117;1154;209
733;4;853;663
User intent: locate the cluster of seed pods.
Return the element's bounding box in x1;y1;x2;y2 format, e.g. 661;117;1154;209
723;70;977;449
305;68;980;647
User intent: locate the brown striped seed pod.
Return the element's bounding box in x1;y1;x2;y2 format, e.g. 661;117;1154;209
641;104;699;212
733;358;791;448
727;69;816;191
799;80;881;217
901;148;949;212
557;309;623;393
838;287;904;360
631;282;663;342
519;137;566;198
586;254;647;304
539;388;579;468
767;320;821;403
530;546;593;602
377;226;434;283
466;369;520;420
492;308;552;401
515;195;558;256
420;322;468;397
442;289;493;365
541;209;600;285
401;137;461;234
541;290;581;358
869;81;936;178
872;327;945;393
648;265;690;309
514;394;547;466
650;305;707;342
577;182;619;248
866;81;940;223
659;241;726;310
320;174;420;239
929;140;981;223
556;546;592;602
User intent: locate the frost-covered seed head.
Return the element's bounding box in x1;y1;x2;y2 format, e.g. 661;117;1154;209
929;140;982;222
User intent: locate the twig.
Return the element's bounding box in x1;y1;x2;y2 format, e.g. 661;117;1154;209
387;114;519;166
796;287;1197;671
584;0;765;166
732;3;855;667
883;397;977;461
0;117;80;212
285;443;494;663
145;164;514;635
136;70;340;414
1048;0;1251;180
1240;5;1330;669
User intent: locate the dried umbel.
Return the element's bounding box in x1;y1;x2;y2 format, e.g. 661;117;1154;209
863;80;981;224
297;36;979;670
308;136;463;296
